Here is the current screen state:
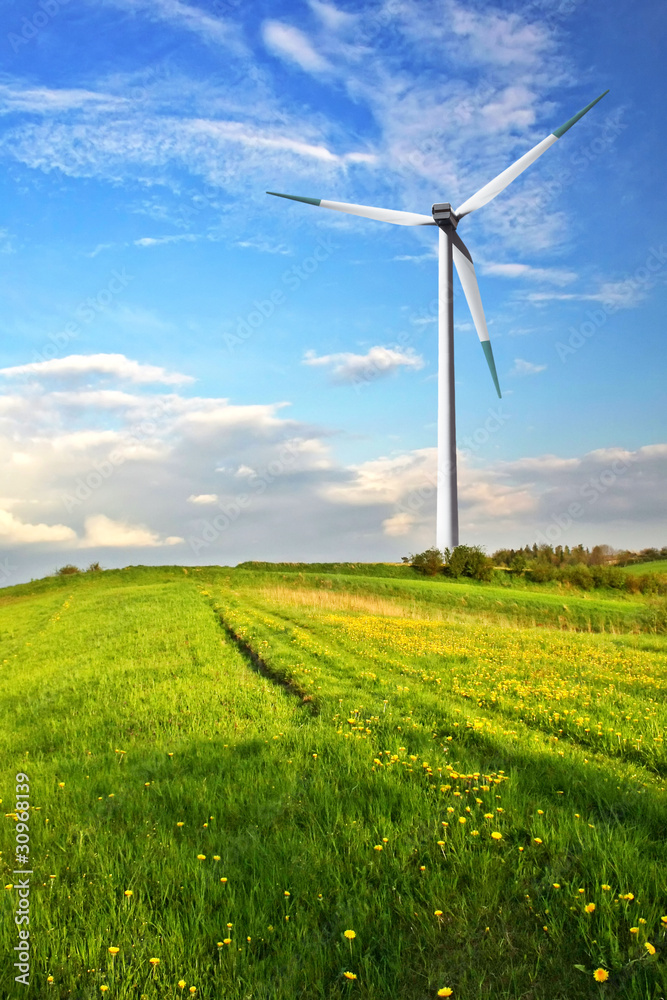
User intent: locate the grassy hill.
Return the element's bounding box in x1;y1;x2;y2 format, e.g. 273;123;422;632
1;565;666;999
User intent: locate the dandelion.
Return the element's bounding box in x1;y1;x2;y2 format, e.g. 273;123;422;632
458;817;466;824
661;915;667;924
124;890;133;897
601;884;611;891
344;930;356;940
220;878;228;883
533;838;543;844
553;884;561;889
437;989;453;997
223;938;231;945
47;977;54;984
108;947;120;955
629;927;639;934
593;969;609;982
100;988;109;994
227;923;233;929
178;982;186;989
382;837;389;843
434;910;443;916
284;891;290;897
247;937;251;943
58;782;65;788
645;942;656;955
196;854;206;861
189;989;197;995
491;832;502;840
343;972;357;980
374;845;383;851
149;958;160;967
176;822;184;827
213;856;221;861
585;903;596;914
420;865;426;871
639;918;646;924
470;830;479;837
484;813;493;819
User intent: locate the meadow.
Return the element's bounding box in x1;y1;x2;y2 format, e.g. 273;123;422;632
1;564;665;1000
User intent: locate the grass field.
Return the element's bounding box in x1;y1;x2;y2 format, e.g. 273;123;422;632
621;562;667;576
1;564;666;1000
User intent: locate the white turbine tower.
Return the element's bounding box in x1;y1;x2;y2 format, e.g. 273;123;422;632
267;91;609;551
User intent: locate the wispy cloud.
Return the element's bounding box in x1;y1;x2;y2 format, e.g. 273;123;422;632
303;346;425;383
262;21;332;73
510;358;547;376
481;262;576;285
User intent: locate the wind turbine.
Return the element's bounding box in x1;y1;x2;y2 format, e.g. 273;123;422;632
267;90;609;550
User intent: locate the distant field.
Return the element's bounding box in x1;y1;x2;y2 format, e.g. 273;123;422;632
1;565;665;1000
621;561;667;575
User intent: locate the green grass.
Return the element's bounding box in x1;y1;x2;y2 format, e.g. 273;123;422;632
1;565;666;1000
622;562;667;576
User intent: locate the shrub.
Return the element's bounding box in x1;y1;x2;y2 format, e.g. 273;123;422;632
445;545;493;582
56;564;80;576
86;562;102;573
408;548;444;576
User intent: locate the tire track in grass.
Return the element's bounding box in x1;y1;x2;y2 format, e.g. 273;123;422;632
201;590;321;716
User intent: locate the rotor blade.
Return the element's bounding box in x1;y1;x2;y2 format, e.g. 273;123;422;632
452;240;501;398
454;90;609;219
267;191;435;226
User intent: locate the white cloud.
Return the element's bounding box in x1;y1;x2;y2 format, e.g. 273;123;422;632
94;0;243;51
307;0;357;32
303;346;425;384
0;84;126;115
481;262;577;285
0;509;76;544
236;237;291;255
187;494;219;504
80;514;183;548
0;353;194;385
134;234;198;247
262;21;332;73
526;279;650;310
510;358;547;376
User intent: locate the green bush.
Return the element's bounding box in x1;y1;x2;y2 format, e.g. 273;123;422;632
408;547;444;576
56;564;80;576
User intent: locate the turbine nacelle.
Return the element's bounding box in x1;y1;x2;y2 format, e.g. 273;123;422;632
431;203;459;230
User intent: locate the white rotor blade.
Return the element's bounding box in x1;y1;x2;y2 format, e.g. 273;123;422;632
267;191;435;226
452;240;501;398
454;90;609;219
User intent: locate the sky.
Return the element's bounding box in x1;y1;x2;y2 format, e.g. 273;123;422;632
0;0;665;584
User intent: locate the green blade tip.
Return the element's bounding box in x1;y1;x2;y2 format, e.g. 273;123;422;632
481;341;502;398
266;191;321;207
552;89;609;138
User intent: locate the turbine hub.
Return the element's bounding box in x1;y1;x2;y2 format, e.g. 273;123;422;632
432;203;459;230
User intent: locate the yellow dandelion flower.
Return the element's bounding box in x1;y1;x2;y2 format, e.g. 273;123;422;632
629;927;639;934
124;890;133;897
458;817;466;824
47;977;54;984
585;903;595;914
213;856;221;861
593;968;609;982
420;865;426;871
108;947;120;955
382;837;389;843
624;893;635;901
176;822;184;827
284;891;290;897
223;938;231;945
491;832;502;840
100;988;109;994
484;813;493;819
601;884;611;891
178;982;186;989
343;972;357;980
553;884;561;889
149;958;160;966
344;929;356;940
374;845;383;851
437;989;453;997
196;854;206;861
227;923;233;929
220;877;228;883
645;942;656;955
247;937;251;943
639;918;647;924
58;782;65;788
470;830;479;837
533;838;543;844
537;809;544;815
189;989;197;995
434;910;443;916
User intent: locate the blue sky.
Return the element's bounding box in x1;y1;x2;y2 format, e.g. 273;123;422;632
0;0;665;583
